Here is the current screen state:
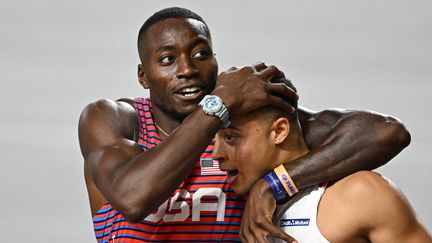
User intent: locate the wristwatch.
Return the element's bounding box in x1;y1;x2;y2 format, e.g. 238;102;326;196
199;95;231;128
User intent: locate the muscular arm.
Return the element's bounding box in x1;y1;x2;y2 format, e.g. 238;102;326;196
290;107;411;188
240;107;411;242
79;99;221;222
79;64;295;223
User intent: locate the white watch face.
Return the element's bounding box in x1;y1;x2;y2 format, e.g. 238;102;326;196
204;96;223;114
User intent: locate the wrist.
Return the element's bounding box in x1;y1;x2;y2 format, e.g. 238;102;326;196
183;107;223;138
210;87;234;113
199;94;231;128
263;164;299;203
263;171;288;203
251;179;275;200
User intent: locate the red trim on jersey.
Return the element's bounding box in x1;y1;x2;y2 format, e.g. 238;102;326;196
92;98;245;242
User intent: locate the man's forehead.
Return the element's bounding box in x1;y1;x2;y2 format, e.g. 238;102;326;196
229;113;265;129
145;18;209;43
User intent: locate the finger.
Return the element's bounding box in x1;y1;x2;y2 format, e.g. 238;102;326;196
258;65;284;81
240;220;255;243
269;69;286;81
227;66;238;72
251;62;268;72
241;227;256;243
269;73;288;83
267;95;295;113
239;233;247;243
267;82;298;101
261;221;298;243
254;230;269;243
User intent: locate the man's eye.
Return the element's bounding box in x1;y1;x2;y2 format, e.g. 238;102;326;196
192;50;210;60
160;55;175;64
224;134;235;142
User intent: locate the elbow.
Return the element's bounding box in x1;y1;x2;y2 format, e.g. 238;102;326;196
121;205;147;223
112;190;160;223
116;199;153;223
388;118;411;149
397;123;411;149
109;186;153;223
381;117;411;152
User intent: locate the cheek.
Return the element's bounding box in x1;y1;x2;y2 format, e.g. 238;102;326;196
147;78;177;103
147;66;176;88
234;167;264;195
235;148;267;182
197;60;217;81
240;135;274;174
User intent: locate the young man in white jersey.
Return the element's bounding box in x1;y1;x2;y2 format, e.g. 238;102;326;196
212;78;432;242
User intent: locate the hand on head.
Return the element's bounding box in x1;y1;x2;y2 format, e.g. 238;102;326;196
211;62;298;116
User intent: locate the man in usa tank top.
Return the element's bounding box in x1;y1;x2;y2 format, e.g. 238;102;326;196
212;79;431;242
79;7;411;242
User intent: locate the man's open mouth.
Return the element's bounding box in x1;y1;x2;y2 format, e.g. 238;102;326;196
177;86;202;97
227;170;239;179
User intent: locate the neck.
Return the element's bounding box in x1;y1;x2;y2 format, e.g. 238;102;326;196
152;105;183;137
271;129;310;168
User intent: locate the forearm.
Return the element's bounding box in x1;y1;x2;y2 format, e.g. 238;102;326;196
93;108;222;222
288;111;410;188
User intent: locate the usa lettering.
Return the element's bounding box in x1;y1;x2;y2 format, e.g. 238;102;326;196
145;188;226;222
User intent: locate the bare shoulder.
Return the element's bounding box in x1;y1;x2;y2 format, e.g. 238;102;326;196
78;98;138;158
320;171;431;242
330;170;389;193
318;171;392;238
326;171;406;212
80;98;136;123
79;98;140;215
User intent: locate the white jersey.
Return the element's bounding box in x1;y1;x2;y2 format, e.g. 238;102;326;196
269;184;330;243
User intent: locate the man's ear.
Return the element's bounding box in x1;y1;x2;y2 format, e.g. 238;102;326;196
138;64;149;89
271;117;290;145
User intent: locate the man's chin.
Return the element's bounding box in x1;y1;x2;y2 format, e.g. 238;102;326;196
232;185;249;196
173;103;200;117
165;105;197;121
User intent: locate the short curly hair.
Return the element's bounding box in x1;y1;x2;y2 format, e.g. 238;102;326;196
137;7;211;58
251;78;299;123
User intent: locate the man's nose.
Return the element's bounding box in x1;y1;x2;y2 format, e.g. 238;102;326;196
176;56;198;79
211;138;224;162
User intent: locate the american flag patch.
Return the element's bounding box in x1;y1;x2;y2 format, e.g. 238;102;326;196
200;158;226;175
